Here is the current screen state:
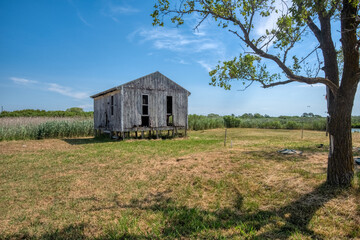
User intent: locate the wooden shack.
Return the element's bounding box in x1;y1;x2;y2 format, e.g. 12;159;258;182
90;71;191;138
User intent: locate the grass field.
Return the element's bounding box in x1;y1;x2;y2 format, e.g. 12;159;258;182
0;128;359;239
0;117;93;141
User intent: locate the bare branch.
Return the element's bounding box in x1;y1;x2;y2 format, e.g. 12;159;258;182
237;80;255;91
262;76;338;93
246;2;256;35
259;32;277;51
298;45;320;64
283;27;308;64
193;13;209;31
228;29;246;42
261;80;294;88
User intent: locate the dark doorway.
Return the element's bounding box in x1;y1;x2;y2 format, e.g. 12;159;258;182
167;96;173;114
167;96;173;126
141;116;149;127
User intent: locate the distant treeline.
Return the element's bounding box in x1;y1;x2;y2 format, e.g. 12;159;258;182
0;108;93;118
188;113;360;131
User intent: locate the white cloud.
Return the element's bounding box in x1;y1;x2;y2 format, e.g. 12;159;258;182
197;60;212;72
254;0;292;48
255;12;279;37
10;77;38;85
11;77;88;100
297;83;325;88
47;83;88;99
78;103;93;110
108;5;139;14
165;58;189;65
101;0;139;22
131;27;224;55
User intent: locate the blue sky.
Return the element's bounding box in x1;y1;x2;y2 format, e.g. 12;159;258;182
0;0;359;116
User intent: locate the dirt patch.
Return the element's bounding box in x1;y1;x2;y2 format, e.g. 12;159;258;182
0;139;82;154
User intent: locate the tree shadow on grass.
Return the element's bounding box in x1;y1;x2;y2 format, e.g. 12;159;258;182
1;184;347;239
2;223;88;240
243;150;308;162
62;136;179;145
103;183;345;239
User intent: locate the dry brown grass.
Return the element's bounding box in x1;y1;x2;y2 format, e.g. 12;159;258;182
0;128;359;239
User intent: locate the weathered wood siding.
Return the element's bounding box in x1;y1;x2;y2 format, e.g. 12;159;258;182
92;71;189;132
93;90;121;130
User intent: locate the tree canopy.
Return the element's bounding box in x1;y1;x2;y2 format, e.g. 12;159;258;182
151;0;358;94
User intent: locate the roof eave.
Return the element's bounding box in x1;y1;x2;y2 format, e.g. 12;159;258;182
90;86;119;99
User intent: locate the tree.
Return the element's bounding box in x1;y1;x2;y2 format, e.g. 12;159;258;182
254;113;264;118
302;112;315;118
152;0;360;186
66;107;84;113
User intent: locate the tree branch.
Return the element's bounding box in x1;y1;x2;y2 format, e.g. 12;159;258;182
307;17;322;44
156;2;339;94
283;27;307;64
327;0;341;17
193;13;209;31
237;80;255;91
261;80;294;88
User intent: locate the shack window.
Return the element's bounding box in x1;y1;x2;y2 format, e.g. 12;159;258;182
142;95;148;105
141;95;149;127
142;95;148;116
111;96;114;115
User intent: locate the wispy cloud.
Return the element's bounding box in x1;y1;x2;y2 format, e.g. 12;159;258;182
165;58;189;65
78;104;92;110
129;26;227;74
297;83;325;88
68;0;91;26
108;5;139;14
254;0;292;48
197;60;212;72
77;12;91;26
101;0;140;22
131;27;224;55
10;77;38;85
47;83;88;99
10;77;89;100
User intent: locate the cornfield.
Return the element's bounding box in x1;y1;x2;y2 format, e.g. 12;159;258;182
0;117;93;141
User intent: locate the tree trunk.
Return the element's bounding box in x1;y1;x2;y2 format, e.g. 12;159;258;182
327;116;354;186
324;0;359;186
327;87;357;186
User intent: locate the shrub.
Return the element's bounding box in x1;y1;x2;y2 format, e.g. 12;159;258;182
285;121;300;129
